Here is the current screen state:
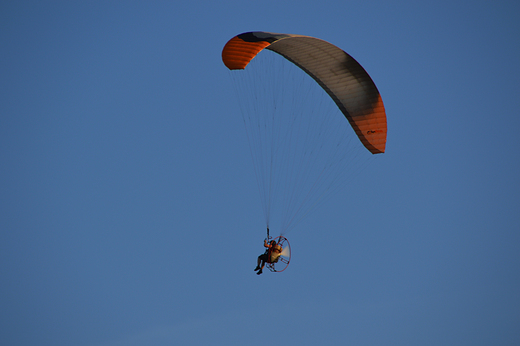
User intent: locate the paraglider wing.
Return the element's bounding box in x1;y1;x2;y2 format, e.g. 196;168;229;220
222;31;387;154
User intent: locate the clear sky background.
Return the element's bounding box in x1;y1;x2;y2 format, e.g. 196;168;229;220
1;1;519;345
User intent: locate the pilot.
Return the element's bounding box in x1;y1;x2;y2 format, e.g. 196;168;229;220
254;239;282;275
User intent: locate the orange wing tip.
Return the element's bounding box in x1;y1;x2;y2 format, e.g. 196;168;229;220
352;95;387;154
222;36;272;70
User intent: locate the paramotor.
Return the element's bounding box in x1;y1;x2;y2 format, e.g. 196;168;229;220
266;236;291;272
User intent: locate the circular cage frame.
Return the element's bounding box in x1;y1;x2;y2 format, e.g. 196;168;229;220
266;236;291;272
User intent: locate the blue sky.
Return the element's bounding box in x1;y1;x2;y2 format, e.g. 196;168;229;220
1;1;519;345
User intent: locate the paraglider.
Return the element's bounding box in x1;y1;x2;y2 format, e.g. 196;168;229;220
222;32;387;273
